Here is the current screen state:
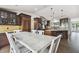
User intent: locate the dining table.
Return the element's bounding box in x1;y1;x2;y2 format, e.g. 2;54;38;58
14;32;56;53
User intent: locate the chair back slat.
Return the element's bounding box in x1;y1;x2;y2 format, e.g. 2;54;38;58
49;35;62;53
5;32;20;53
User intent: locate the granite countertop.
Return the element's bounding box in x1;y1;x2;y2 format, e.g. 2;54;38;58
45;29;68;31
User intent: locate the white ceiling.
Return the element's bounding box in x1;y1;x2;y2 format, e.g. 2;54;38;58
0;5;49;13
0;5;79;20
35;5;79;20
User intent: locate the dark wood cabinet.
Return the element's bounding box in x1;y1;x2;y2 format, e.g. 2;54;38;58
34;17;42;30
18;13;31;32
60;18;68;26
46;20;50;26
0;33;9;48
0;8;17;25
16;15;21;25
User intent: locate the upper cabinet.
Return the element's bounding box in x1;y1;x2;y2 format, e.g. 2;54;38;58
0;8;17;25
16;15;21;25
34;17;42;30
34;17;48;30
18;13;31;32
60;18;69;29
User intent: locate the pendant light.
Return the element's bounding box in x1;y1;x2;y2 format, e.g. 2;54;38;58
50;8;59;28
50;8;59;23
60;9;64;18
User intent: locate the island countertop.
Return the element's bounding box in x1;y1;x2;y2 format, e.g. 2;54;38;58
45;29;68;31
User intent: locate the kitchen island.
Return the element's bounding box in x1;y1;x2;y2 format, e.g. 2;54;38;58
44;29;68;39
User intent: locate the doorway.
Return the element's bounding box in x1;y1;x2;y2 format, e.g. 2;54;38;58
69;19;79;52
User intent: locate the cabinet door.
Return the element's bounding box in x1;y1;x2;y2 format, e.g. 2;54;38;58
34;18;42;30
22;17;31;32
16;15;21;25
0;36;2;48
0;33;9;48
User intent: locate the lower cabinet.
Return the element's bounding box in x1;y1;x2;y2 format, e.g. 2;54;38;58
0;33;9;48
44;30;68;39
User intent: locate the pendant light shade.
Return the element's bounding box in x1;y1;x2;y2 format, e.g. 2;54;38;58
50;8;59;23
50;8;60;28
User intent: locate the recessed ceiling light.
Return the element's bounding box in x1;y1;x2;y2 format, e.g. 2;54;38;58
34;8;38;11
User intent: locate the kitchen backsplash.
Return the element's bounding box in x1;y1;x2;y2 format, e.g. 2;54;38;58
0;25;22;33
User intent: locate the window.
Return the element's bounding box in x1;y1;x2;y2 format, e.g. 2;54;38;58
71;22;79;31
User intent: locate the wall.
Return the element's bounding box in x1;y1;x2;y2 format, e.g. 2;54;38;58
71;18;79;24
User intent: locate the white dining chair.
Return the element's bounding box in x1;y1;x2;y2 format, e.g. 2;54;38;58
31;30;44;35
31;30;36;34
40;35;62;53
38;30;44;35
5;32;31;53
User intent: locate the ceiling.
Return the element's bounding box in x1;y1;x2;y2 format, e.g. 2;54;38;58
0;5;79;20
0;5;49;13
